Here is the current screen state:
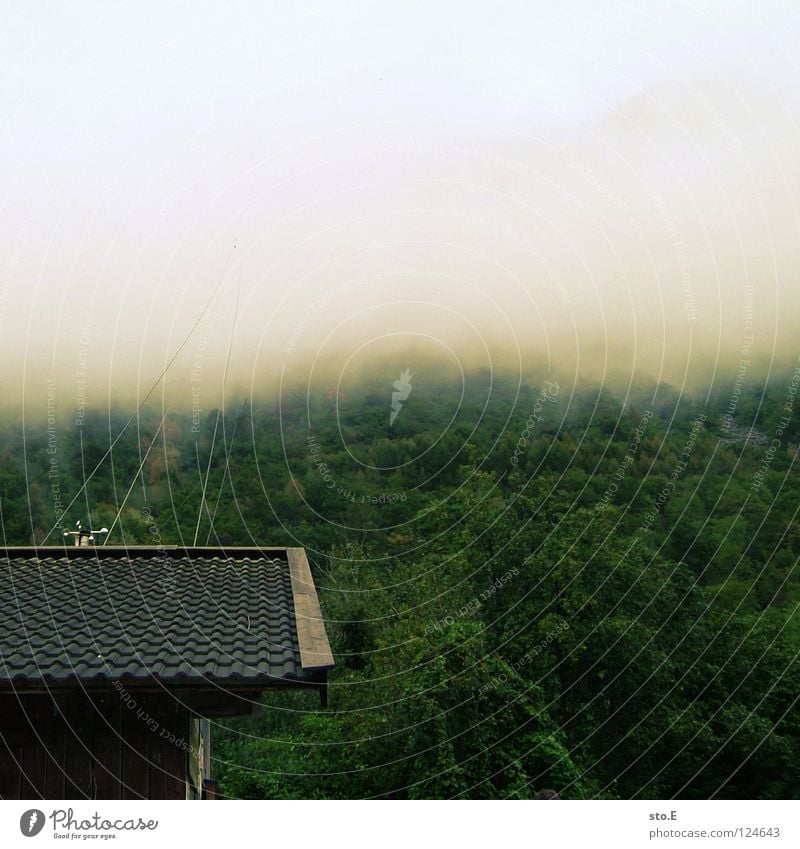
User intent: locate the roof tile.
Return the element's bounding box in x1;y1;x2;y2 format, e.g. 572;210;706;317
0;549;332;687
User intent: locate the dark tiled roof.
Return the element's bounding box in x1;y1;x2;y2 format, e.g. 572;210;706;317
0;547;333;688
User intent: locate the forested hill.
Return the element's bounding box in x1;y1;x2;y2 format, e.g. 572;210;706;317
1;367;799;798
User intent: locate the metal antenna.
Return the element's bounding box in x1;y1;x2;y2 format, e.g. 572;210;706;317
63;521;109;547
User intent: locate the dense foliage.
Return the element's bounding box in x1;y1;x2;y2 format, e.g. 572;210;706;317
2;364;798;798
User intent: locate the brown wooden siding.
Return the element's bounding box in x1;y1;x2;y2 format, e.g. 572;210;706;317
0;692;190;800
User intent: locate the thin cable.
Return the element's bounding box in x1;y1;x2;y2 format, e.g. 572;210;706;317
192;261;241;546
39;281;228;545
102;407;171;543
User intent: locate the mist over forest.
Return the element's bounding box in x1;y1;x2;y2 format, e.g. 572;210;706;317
2;358;799;799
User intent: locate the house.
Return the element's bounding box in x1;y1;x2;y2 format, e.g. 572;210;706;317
0;545;334;799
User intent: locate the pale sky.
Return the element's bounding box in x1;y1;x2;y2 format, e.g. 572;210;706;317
1;1;799;413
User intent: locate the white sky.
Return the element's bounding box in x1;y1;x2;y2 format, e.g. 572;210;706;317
1;1;799;410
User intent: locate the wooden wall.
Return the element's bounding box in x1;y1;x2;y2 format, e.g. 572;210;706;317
0;691;191;799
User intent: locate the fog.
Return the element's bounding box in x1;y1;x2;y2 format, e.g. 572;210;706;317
2;1;799;421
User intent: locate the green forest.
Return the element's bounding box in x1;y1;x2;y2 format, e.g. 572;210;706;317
2;363;799;799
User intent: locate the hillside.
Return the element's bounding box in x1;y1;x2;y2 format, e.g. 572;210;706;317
1;367;799;798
